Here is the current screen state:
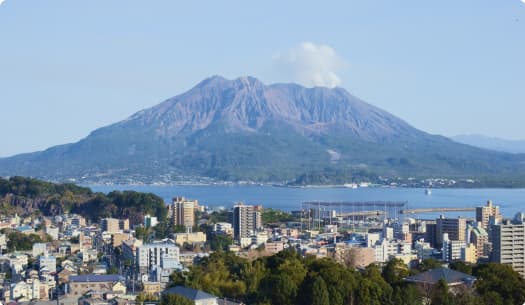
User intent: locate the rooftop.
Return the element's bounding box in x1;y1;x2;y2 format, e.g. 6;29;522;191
69;274;125;283
405;267;476;286
163;286;217;301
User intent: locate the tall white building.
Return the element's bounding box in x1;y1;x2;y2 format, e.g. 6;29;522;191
442;233;466;262
136;240;180;275
491;216;525;277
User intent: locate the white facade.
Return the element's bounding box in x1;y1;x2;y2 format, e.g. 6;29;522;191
39;255;56;273
32;243;48;258
442;233;466;262
374;239;412;263
136;241;180;274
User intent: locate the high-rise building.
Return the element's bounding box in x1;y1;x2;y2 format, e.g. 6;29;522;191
169;197;199;228
425;221;438;247
436;216;467;247
231;203;262;241
469;225;490;258
491;216;525;277
476;200;502;231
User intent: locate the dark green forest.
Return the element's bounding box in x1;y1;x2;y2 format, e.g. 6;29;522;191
169;250;525;305
0;176;167;225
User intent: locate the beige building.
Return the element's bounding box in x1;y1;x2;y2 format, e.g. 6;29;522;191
101;218;120;234
331;244;375;268
462;243;478;264
265;242;284;254
68;275;126;297
111;233;131;247
173;232;207;246
142;282;162;296
169;197;199;228
476;200;502;231
469;226;490;258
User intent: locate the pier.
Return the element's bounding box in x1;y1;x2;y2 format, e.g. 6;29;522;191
400;207;476;214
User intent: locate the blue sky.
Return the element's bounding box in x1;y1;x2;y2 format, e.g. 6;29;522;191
0;0;524;157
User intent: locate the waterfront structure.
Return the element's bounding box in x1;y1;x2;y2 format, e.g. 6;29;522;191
491;217;525;277
231;203;262;241
169;197;199;228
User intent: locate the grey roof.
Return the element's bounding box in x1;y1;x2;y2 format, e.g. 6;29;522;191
164;286;217;301
405;267;476;285
69;274;125;283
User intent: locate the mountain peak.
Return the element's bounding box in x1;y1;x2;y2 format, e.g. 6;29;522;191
3;75;524;184
124;76;414;139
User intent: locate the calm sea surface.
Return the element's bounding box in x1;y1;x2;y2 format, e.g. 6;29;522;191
89;185;525;220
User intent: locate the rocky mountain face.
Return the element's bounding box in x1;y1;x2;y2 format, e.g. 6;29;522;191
1;76;525;184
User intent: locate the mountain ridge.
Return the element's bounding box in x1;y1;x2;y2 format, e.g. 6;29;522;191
452;134;525;154
1;76;525;185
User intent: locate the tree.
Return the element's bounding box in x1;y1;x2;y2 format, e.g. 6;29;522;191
449;261;473;275
160;293;193;305
417;258;442;272
311;276;330;305
382;259;410;286
474;263;525;305
430;279;453;305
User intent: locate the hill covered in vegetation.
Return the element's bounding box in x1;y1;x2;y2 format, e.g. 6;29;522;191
0;176;167;225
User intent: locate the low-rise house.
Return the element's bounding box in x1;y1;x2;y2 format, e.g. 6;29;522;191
39;255;56;274
68;275;126;298
142;282;161;296
173;232;207;246
33;243;49;258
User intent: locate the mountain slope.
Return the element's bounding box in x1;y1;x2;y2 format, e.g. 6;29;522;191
452;134;525;154
2;76;525;184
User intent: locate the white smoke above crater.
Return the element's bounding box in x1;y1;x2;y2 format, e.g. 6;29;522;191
274;42;347;88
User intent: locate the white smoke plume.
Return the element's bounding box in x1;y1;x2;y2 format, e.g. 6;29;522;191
274;42;347;88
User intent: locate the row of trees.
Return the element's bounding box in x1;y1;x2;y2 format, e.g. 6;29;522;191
168;250;525;305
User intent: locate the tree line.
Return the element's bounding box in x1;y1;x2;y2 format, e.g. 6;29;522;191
167;250;525;305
